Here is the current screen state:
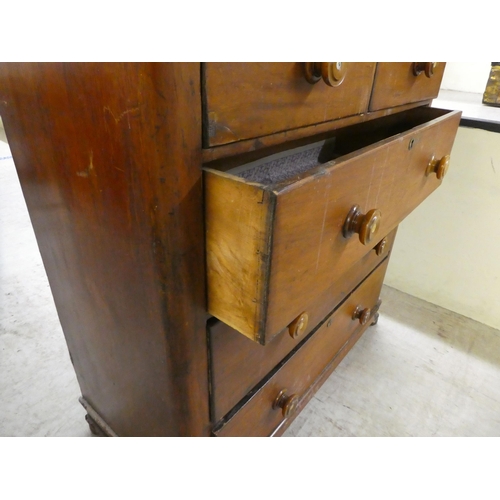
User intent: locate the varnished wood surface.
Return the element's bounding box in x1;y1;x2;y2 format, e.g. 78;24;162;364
209;229;397;422
205;108;461;343
267;108;460;336
214;259;389;437
273;301;379;437
0;63;457;437
0;63;210;436
203;63;376;147
370;62;446;111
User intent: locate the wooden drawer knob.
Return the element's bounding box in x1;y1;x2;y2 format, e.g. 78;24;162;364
426;155;450;180
343;205;382;245
304;62;346;86
352;306;371;326
413;62;437;78
374;237;388;256
288;312;309;339
352;299;382;326
273;389;299;418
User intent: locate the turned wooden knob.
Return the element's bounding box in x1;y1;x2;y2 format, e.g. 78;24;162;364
304;62;346;86
413;62;437;78
352;306;372;326
374;237;388;256
352;299;382;326
288;312;309;339
343;205;382;245
273;389;299;418
426;155;450;180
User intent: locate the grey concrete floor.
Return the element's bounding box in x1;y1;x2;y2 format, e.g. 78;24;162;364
2;138;500;437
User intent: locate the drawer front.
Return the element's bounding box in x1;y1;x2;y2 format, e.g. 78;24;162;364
203;62;376;147
213;259;388;437
209;229;396;422
205;108;461;344
370;62;446;111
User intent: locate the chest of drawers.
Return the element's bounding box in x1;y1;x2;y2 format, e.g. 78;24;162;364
0;62;460;436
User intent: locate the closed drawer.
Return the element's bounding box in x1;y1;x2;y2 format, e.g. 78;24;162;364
213;259;388;437
205;107;461;344
209;229;396;422
203;62;376;147
370;62;446;111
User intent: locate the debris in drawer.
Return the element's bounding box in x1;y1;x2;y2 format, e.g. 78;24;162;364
227;139;337;185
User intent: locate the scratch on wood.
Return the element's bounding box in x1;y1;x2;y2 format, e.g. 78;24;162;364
77;150;94;178
103;106;140;124
208;112;239;141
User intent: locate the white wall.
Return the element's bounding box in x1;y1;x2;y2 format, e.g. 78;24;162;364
385;126;500;330
440;62;491;93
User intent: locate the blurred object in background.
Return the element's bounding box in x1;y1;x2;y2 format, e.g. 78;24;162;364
482;62;500;107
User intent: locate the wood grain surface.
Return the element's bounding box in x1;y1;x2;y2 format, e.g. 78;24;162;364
203;62;376;147
370;62;446;111
202;100;433;164
214;259;389;437
266;108;460;336
204;170;275;343
0;63;210;436
209;228;396;422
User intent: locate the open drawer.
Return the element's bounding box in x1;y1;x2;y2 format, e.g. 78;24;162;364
204;107;461;344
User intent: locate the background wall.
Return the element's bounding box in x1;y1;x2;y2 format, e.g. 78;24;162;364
440;62;491;93
385;62;500;331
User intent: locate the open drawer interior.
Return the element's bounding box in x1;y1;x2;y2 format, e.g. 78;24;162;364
203;106;461;344
210;107;457;187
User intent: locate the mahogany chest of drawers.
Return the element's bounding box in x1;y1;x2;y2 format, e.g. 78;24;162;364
0;62;460;436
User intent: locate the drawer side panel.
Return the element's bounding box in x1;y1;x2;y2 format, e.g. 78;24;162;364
205;170;275;342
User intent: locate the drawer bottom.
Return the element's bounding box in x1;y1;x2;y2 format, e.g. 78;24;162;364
213;258;389;437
